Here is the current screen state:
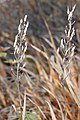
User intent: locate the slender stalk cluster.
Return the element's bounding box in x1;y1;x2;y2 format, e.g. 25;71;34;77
14;15;29;68
59;5;76;77
13;15;29;106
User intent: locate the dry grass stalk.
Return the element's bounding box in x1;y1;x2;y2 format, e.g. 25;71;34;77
0;90;7;107
47;101;57;120
13;15;29;107
22;91;26;120
25;5;79;119
58;5;80;108
0;76;19;106
7;4;79;120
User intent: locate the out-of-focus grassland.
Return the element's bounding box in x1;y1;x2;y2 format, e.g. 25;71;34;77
0;0;80;120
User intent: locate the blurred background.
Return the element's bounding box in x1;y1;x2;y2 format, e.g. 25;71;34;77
0;0;80;63
0;0;80;39
0;0;80;119
0;0;80;55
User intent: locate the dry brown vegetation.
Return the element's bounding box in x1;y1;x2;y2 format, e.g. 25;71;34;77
0;0;80;120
